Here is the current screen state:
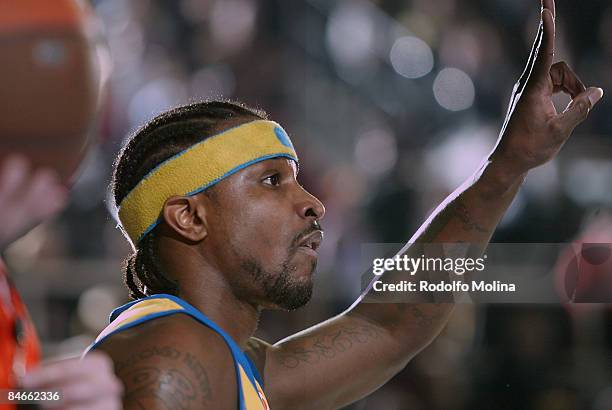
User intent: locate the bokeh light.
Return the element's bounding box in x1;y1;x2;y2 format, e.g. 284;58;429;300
326;2;376;69
433;67;475;111
565;159;612;206
354;127;398;177
389;36;434;79
209;0;257;54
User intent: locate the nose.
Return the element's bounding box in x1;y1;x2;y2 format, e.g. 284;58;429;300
296;187;325;222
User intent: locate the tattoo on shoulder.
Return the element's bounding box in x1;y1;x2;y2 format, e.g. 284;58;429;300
116;346;212;409
278;324;381;369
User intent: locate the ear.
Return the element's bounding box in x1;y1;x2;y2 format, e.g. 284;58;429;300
162;195;208;242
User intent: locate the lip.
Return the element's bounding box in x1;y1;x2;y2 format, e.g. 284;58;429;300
296;230;323;257
297;246;319;257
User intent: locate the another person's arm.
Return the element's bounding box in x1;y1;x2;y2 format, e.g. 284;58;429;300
0;154;67;252
21;352;123;410
0;155;124;409
255;1;604;409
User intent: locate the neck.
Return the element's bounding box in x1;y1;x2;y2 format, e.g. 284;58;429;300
179;278;261;348
164;246;261;348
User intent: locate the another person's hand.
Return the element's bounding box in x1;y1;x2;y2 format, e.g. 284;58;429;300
491;0;603;176
0;154;68;251
20;351;123;410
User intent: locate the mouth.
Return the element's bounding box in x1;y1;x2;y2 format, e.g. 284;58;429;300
296;230;323;257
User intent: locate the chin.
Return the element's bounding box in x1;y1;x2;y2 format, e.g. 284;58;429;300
265;274;314;311
254;257;317;310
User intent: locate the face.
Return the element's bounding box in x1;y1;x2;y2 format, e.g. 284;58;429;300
200;158;325;310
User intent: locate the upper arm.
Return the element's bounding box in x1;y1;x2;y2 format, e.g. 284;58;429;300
251;311;410;410
96;314;237;410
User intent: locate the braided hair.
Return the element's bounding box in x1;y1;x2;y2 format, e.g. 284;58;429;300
112;100;267;299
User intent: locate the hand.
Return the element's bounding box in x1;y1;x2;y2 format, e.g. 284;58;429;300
0;155;68;251
20;352;124;410
491;0;603;176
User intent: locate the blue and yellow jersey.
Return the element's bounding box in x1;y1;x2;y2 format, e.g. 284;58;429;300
85;294;270;410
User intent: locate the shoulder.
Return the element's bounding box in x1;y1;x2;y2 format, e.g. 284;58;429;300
96;313;237;410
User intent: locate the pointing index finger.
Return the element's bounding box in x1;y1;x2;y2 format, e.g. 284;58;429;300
533;1;555;81
542;0;555;19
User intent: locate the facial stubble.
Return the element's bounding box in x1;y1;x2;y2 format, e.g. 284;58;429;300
241;253;317;311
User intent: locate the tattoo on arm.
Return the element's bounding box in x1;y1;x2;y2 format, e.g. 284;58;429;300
417;197;490;244
116;346;212;409
278;324;381;369
451;200;489;233
400;304;446;328
382;299;448;330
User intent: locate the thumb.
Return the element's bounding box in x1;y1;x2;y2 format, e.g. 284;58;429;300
555;87;603;132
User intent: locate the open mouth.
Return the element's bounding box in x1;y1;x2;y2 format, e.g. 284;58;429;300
297;230;323;254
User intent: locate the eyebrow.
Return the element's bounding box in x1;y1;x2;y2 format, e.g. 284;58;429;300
266;159;297;177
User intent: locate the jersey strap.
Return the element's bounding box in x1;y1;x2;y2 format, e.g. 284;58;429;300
85;294;269;410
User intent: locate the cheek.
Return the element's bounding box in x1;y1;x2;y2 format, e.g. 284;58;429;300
228;199;293;261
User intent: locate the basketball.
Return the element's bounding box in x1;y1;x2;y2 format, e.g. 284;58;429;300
0;0;106;183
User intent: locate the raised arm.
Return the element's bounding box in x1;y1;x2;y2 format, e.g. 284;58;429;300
256;1;604;408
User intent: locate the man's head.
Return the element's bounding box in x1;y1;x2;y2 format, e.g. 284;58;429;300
112;100;325;310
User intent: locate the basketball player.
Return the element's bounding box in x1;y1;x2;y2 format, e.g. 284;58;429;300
0;155;122;409
89;1;603;408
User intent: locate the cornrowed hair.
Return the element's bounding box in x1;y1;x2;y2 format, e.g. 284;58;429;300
112;100;267;299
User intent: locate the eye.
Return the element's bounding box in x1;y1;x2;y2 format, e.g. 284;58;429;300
262;173;281;186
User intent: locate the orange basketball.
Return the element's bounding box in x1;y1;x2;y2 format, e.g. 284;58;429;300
0;0;107;183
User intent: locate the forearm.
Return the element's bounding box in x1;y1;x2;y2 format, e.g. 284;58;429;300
350;156;525;346
413;155;525;246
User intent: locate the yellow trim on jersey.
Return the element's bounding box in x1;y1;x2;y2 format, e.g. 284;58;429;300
239;365;269;410
94;298;183;343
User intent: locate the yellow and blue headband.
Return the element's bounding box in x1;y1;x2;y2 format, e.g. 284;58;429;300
118;120;298;245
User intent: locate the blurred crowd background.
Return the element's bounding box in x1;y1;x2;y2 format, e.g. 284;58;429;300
5;0;612;408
